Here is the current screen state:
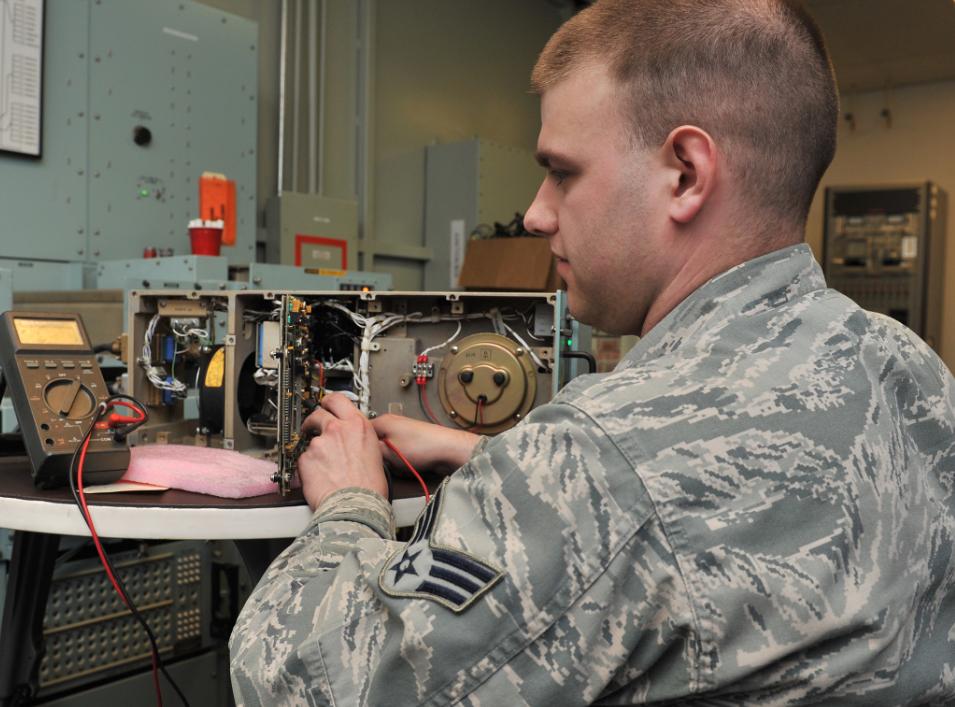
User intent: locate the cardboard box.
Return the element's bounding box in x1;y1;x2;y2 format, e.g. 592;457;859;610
456;237;565;291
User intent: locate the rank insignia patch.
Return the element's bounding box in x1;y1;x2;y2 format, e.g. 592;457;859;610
379;479;503;612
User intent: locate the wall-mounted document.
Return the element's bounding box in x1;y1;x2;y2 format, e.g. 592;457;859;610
0;0;43;157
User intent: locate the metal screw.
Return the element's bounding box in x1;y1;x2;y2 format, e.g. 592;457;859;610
94;229;100;235
94;250;100;256
77;227;84;233
450;346;459;354
77;168;84;175
201;346;212;354
78;52;84;58
93;171;100;177
252;276;262;284
78;110;84;117
77;249;84;255
159;300;167;307
94;114;100;120
516;348;524;356
219;283;226;290
367;411;378;419
514;413;522;421
199;427;210;435
449;411;458;418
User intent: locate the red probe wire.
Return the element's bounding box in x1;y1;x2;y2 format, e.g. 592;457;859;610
77;403;164;706
382;438;430;502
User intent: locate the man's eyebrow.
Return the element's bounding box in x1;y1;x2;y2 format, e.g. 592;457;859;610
534;149;572;169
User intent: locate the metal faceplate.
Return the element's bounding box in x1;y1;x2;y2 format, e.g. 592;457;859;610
437;333;536;434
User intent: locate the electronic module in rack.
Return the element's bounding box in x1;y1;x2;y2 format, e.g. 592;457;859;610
822;182;947;348
0;312;129;488
127;290;590;495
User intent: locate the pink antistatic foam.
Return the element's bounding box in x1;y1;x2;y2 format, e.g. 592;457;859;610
122;445;280;499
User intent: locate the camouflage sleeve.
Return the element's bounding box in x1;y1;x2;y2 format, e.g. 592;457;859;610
229;487;400;704
230;404;697;706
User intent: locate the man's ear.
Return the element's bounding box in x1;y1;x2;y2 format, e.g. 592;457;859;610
662;126;718;224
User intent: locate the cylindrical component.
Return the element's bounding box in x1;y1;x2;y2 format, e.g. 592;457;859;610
438;333;536;433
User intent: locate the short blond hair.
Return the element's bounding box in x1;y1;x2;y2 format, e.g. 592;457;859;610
532;0;838;231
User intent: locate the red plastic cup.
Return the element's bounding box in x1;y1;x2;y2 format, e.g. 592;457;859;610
189;226;223;256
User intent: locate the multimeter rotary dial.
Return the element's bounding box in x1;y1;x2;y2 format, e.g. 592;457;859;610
42;378;97;419
438;333;537;433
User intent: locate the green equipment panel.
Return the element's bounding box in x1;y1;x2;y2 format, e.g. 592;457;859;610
0;0;258;265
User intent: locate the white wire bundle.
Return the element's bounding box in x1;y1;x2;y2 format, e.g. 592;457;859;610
170;318;210;343
419;320;462;357
139;314;188;397
253;368;279;386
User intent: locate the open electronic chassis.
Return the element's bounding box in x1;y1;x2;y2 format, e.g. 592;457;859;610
127;290;585;494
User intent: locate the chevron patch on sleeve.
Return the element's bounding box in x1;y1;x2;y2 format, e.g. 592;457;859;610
379;479;503;612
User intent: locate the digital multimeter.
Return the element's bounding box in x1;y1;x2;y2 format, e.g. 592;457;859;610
0;311;129;489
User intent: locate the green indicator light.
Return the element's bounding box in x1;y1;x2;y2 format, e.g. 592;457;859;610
566;339;573;346
141;190;149;196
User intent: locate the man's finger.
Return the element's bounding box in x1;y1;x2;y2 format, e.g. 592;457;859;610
301;406;334;435
320;391;364;421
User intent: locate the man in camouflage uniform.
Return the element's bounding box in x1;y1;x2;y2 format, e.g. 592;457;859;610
231;0;955;704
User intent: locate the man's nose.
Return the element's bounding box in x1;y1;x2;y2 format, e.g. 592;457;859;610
523;180;557;237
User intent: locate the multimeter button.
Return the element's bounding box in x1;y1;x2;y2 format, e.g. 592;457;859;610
44;361;57;369
80;361;93;370
62;362;75;369
25;361;39;369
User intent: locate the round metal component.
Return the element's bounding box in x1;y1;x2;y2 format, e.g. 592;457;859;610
438;333;536;433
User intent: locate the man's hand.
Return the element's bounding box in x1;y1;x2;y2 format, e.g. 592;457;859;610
371;414;481;477
298;393;388;511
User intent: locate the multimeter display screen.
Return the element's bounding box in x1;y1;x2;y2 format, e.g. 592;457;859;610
13;318;85;347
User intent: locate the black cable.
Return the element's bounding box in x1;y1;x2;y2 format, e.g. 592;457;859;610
465;395;487;431
93;342;115;354
382;462;394;503
562;350;597;375
417;385;442;426
69;398;191;707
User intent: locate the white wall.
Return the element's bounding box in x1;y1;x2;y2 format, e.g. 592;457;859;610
806;79;955;371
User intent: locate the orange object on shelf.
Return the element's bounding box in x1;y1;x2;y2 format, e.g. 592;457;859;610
199;174;237;247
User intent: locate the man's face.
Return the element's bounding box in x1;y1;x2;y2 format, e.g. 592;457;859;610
524;67;670;335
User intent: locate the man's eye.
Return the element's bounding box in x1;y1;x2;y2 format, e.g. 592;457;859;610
550;170;568;186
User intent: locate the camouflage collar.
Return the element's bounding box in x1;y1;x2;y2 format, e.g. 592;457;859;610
618;244;826;370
